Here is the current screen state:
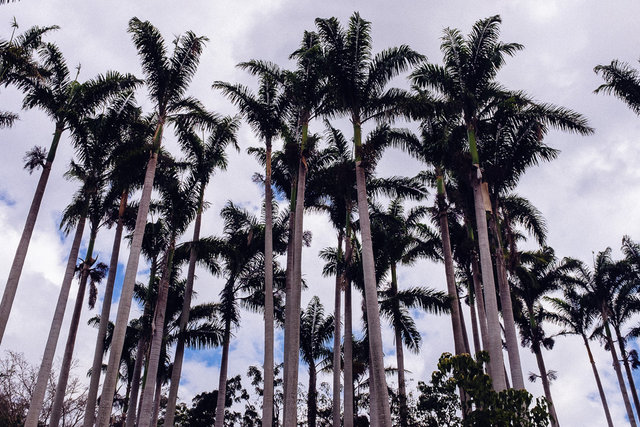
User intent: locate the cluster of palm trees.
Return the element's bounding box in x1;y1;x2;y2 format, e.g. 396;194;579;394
1;10;640;427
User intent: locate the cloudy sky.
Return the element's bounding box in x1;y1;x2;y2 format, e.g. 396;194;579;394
1;0;640;425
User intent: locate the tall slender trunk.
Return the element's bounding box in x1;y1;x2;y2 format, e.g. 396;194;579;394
583;335;614;427
125;336;147;427
436;171;465;356
332;231;344;427
165;188;205;427
262;139;275;427
308;361;317;427
283;123;309;427
457;297;471;354
488;206;524;390
24;213;86;427
97;144;160;426
84;190;128;427
0;124;63;344
390;264;408;426
343;223;354;427
616;325;640;417
467;280;482;354
214;319;232;427
138;241;175;427
353;120;391;427
50;229;98;426
533;344;559;427
150;379;162;427
282;177;296;413
470;249;489;353
603;313;637;426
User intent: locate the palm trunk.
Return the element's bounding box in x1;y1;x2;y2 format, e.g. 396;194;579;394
214;319;232;427
125;336;147;427
150;379;162;427
353;120;392;427
390;264;408;426
50;229;98;426
467;279;482;354
604;313;637;426
436;171;465;356
332;231;344;427
165;188;205;427
533;343;559;427
488;207;525;390
458;297;471;354
469;164;506;389
24;213;86;427
583;335;614;427
343;224;354;427
84;190;128;427
138;241;175;427
470;249;489;353
97;145;160;426
0;124;63;345
262;139;275;427
282;177;296;411
615;325;640;418
283;123;309;427
308;360;317;427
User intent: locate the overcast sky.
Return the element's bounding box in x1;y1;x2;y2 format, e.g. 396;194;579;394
1;1;640;425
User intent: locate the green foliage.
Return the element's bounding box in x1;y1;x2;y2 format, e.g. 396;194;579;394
416;352;550;427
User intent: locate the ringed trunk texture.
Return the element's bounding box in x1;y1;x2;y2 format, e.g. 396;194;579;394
49;231;97;426
0;125;63;345
283;128;308;427
24;214;86;427
214;320;232;427
353;121;392;427
343;228;354;427
84;190;128;427
583;335;614;427
332;231;344;427
470;170;506;390
488;210;525;390
137;242;175;427
533;345;559;427
97;149;159;426
616;326;640;418
604;317;637;426
165;194;204;427
262;140;275;427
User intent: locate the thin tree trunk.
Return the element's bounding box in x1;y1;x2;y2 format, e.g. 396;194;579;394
214;319;232;427
125;336;147;427
583;335;614;427
0;125;63;345
84;190;128;427
470;250;489;353
165;189;204;427
353;120;391;427
262;140;275;427
150;379;162;427
283;125;308;427
282;177;296;414
332;231;344;427
488;208;525;390
468;284;482;354
97;147;160;426
25;214;86;427
436;171;465;356
308;361;317;427
616;326;640;418
604;315;637;426
138;241;175;427
343;226;354;427
457;297;471;354
534;345;559;427
50;230;98;426
390;264;408;426
470;163;506;390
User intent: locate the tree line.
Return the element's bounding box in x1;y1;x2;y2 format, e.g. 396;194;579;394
1;11;639;427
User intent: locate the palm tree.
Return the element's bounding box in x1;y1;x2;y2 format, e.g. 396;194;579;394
0;41;139;347
512;247;563;426
315;14;423;425
564;250;638;426
299;296;334;427
97;18;210;424
213;64;286;427
546;288;614;426
164;114;238;427
595;59;640;114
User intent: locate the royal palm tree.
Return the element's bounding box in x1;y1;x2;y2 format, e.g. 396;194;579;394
97;18;210;424
315;15;423;423
546;288;614;426
213;64;286;426
595;59;640;114
299;296;334;427
0;42;139;349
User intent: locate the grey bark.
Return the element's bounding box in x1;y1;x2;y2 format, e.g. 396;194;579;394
308;360;317;427
97;150;159;426
332;232;343;427
214;319;232;427
583;335;614;427
343;230;354;427
604;316;637;426
125;337;146;427
470;252;488;353
468;289;482;354
534;344;559;427
262;141;275;427
24;214;86;427
616;326;640;418
150;379;162;427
